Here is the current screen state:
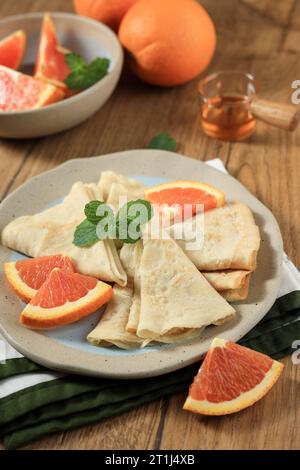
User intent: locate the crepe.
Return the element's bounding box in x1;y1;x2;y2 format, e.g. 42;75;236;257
98;171;145;203
106;182;146;210
87;286;148;349
87;241;148;349
169;202;260;271
125;241;143;334
1;182;127;285
136;238;235;340
220;276;250;302
202;270;251;291
120;240;143;286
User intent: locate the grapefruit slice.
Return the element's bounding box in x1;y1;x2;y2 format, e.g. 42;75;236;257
20;268;113;329
0;65;65;111
145;180;225;219
35;13;71;90
183;338;284;416
0;30;26;70
4;255;75;303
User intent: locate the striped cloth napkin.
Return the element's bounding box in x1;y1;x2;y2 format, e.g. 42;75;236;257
1;158;300;450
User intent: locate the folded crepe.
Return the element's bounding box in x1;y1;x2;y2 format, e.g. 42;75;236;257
87;286;148;349
220;276;250;302
87;241;149;349
136;238;235;340
106;182;146;210
98;171;145;203
169;202;260;271
202;270;251;291
1;182;127;286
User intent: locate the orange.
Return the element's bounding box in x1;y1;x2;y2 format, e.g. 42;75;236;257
0;65;65;111
119;0;216;86
73;0;139;32
4;255;75;302
145;180;224;218
0;30;26;70
35;13;71;91
183;338;284;416
20;268;113;329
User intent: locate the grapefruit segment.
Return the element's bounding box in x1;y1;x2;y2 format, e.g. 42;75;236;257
0;65;65;111
183;338;284;416
35;13;71;90
20;268;113;329
0;30;26;70
145;180;225;218
4;255;75;302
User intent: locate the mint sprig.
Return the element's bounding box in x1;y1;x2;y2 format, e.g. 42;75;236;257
73;199;153;247
73;219;98;247
65;53;110;90
148;132;177;151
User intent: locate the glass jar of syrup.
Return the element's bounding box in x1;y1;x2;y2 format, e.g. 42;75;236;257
198;71;257;141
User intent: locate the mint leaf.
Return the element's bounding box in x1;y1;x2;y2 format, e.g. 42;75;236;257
65;53;110;90
65;53;86;72
148;133;177;151
85;200;107;225
74;199;153;247
73;219;98;247
117;199;153;244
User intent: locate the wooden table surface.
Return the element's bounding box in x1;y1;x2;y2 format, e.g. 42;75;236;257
0;0;300;450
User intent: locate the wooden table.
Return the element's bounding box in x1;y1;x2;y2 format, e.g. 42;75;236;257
0;0;299;450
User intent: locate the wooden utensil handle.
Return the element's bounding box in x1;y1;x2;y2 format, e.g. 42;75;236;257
250;98;300;131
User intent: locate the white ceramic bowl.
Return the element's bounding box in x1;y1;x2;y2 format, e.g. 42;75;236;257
0;12;123;139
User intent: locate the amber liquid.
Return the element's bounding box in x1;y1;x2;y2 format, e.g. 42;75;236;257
200;95;256;141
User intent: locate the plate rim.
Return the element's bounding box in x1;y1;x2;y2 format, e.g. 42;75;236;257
0;150;283;378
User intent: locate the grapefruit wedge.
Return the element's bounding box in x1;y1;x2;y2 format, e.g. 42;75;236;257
20;268;113;329
35;13;71;90
4;255;75;302
0;30;26;70
145;180;224;219
183;338;284;416
0;65;65;111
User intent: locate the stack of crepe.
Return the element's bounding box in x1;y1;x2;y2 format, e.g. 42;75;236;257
1;171;260;350
87;237;236;348
168;202;261;302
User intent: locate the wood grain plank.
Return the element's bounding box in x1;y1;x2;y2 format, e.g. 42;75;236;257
19;401;162;450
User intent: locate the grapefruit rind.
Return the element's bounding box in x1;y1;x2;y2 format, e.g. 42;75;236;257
183;338;284;416
20;281;112;329
0;64;65;111
35;13;70;91
4;255;75;303
0;30;26;70
4;262;36;303
145;180;225;208
34;83;65;108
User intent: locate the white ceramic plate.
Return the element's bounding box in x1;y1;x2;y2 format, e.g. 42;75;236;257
0;150;283;378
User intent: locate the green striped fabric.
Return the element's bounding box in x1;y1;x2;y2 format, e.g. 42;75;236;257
0;290;299;449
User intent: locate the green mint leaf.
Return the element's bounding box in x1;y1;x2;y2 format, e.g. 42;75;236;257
65;53;110;90
65;53;87;72
116;199;153;243
85;200;107;225
148;133;177;151
88;57;110;76
73;219;98;247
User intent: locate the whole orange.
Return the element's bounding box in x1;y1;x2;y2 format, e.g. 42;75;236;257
73;0;139;31
119;0;216;86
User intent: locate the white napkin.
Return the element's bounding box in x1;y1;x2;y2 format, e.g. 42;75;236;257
1;158;299;399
